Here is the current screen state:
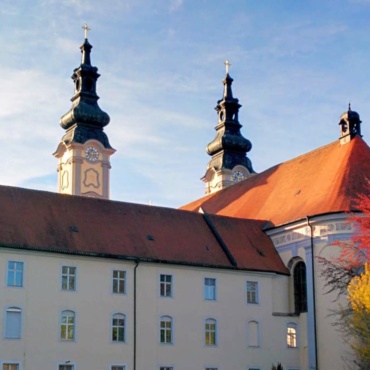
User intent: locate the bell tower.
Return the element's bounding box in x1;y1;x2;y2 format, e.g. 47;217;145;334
54;25;115;199
339;104;362;145
202;61;254;195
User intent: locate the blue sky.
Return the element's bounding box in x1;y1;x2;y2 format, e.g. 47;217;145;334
1;0;370;207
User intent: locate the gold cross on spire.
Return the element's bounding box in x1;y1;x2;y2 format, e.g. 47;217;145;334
224;60;231;74
82;23;91;39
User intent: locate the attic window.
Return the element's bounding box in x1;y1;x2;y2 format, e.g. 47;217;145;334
147;234;154;241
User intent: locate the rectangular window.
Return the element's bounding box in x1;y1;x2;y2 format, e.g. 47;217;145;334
7;261;23;287
160;367;173;370
160;274;172;297
205;368;218;370
113;270;126;294
204;278;216;300
61;266;76;291
247;281;258;304
111;366;126;370
5;307;22;339
58;365;74;370
2;364;20;370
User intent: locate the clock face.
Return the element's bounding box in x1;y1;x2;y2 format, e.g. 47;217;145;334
232;170;246;183
85;146;100;162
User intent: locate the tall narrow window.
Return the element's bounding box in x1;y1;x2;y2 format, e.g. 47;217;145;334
246;281;259;304
204;278;216;300
61;266;76;291
112;313;126;342
113;270;126;294
287;323;298;348
160;315;173;344
160;274;172;297
60;310;75;340
2;364;20;370
7;261;24;287
294;261;307;313
205;318;217;346
5;307;22;339
247;320;260;347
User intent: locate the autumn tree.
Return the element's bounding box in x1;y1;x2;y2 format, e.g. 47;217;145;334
346;262;370;368
319;181;370;368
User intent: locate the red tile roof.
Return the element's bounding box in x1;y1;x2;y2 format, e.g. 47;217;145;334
181;137;370;226
0;185;288;275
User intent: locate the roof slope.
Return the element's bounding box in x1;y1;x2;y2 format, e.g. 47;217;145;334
0;185;288;274
181;137;370;226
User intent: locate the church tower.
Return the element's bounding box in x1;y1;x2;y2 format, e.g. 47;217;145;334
202;61;254;195
54;26;115;199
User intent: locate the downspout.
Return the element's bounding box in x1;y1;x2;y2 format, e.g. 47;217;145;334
133;260;139;370
306;216;318;370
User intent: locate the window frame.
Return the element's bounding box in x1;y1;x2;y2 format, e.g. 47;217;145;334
205;318;217;347
60;310;76;341
287;322;298;348
61;265;77;291
1;362;21;370
4;306;22;339
6;261;24;288
110;364;127;370
159;273;173;298
159;315;173;345
58;363;75;370
246;281;259;304
112;269;127;295
112;313;126;343
204;277;216;301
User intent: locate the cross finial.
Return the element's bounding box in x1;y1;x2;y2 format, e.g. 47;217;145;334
82;23;91;39
224;60;231;74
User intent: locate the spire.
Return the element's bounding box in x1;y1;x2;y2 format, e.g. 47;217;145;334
202;62;254;194
59;25;112;149
206;61;253;167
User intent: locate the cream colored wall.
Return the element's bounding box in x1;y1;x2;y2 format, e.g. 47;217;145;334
0;249;301;370
269;214;356;370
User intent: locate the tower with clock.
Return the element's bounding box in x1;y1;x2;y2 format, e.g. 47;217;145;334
202;61;255;195
54;25;115;199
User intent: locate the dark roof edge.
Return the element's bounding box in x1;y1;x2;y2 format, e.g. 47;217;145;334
0;243;289;276
264;210;362;231
202;212;238;267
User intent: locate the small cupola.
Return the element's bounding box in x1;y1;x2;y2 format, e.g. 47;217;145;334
339;104;362;145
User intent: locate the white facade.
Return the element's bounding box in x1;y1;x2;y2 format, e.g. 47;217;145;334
1;247;304;370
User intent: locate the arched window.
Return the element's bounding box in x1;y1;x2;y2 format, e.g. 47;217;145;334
247;320;260;347
160;315;173;344
60;310;75;340
5;307;22;339
287;322;298;348
112;313;126;342
205;318;217;346
293;261;307;313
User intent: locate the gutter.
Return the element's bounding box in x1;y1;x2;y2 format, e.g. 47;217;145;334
133;260;139;370
306;216;318;370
